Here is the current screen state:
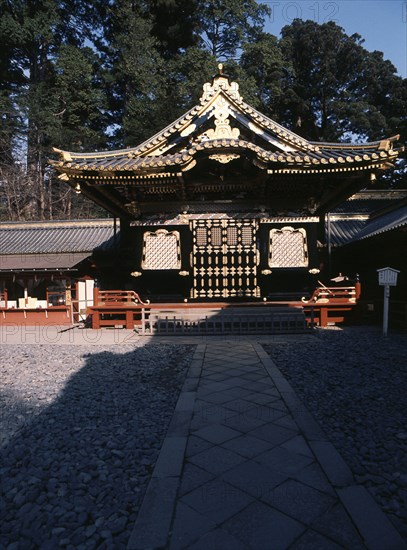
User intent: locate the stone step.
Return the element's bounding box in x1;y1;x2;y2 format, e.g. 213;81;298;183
146;306;310;335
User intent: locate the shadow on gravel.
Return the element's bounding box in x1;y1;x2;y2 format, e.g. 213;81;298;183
0;344;192;549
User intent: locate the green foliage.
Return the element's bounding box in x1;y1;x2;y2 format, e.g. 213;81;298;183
196;0;270;59
0;2;405;220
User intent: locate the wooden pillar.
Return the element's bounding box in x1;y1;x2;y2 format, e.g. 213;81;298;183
93;287;99;306
320;307;328;327
126;309;133;329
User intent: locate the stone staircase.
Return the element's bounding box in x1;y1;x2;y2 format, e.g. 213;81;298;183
143;306;311;335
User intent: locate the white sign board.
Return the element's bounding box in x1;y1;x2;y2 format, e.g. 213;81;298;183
377;267;399;287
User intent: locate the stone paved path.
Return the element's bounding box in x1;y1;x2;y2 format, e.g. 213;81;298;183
128;341;406;550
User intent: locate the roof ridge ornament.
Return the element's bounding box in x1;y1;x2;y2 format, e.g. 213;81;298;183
200;65;242;103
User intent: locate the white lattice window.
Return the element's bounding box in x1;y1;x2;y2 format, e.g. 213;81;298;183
227;226;238;246
196;227;207;247
142;229;181;270
241;226;253;246
210;226;222;246
269;227;308;268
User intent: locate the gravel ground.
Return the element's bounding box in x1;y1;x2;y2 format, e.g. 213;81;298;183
0;343;193;549
264;326;407;540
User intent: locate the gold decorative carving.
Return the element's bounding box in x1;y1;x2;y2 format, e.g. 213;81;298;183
206;96;240;140
180;124;196;137
182;159;196;171
201;75;241;103
209;153;240;164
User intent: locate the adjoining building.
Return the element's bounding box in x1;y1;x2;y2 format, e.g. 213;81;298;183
50;66;403;303
0;219;115;325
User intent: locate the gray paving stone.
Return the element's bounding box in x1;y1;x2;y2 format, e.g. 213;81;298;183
281;434;314;458
233;358;262;366
152;436;187;478
178;463;215;497
166;410;194;436
255;446;314;475
185;435;213;458
309;441;354;488
311;502;367;549
274;414;299;431
203;372;230;381
338;485;407;550
127;477;178;549
293;409;328;442
221;433;275;459
249;421;298;446
243;391;280;405
220;377;252;388
222;500;305;550
267;399;289;413
220;368;248;377
169;502;216;550
290;529;343;549
180;478;253;524
223;409;273;432
193;400;235;424
221;397;258;413
239;372;267;381
188;445;246;476
292;462;336;496
221;459;288;499
188;527;247;550
218;386;254;399
182;377;200;391
176;392;198;411
242;380;273;392
199;381;233;394
259;386;283;397
192;424;241;445
261;478;336;524
195;390;236;405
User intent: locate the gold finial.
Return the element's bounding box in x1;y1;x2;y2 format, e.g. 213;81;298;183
218;63;223;75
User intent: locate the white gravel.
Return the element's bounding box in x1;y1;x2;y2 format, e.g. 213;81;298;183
0;343;193;549
264;326;407;539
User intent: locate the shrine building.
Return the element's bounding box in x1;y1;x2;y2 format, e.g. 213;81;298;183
51;66;403;303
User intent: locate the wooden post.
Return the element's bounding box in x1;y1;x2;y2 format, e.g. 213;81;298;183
126;309;133;330
93;287;99;306
355;279;361;300
320;307;328;327
382;285;390;337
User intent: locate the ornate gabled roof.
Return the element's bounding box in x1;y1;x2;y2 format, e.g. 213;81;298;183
50;65;404;220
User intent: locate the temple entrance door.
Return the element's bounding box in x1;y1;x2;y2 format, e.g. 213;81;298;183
190;219;260;299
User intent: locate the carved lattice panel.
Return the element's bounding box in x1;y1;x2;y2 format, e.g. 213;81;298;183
269;227;308;268
142;229;181;270
191;219;259;298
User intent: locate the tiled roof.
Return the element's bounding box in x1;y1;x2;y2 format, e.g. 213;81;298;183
0;220;116;255
355;206;407;240
328;219;369;246
0;253;90;271
331;191;407;215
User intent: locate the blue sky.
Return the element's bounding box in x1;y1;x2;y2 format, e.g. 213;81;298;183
262;0;407;77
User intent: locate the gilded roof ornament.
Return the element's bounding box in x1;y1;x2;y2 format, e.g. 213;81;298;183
201;66;241;103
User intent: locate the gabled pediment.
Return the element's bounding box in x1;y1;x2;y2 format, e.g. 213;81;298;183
122;68;314;162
